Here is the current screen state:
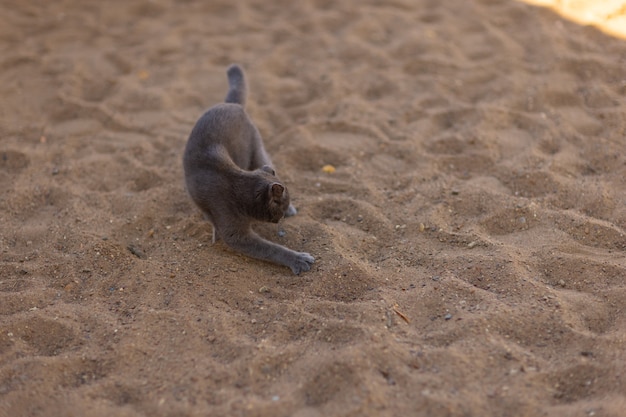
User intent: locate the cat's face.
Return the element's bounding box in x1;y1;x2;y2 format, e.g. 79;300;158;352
254;168;290;223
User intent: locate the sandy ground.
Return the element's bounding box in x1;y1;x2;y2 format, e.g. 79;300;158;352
1;0;626;416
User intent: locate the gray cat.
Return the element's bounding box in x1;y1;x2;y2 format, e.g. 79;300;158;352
183;64;315;275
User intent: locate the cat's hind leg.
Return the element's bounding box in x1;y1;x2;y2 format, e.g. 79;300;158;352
202;212;219;244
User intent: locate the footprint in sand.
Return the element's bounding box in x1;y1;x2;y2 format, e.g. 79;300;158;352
0;286;56;316
540;255;626;294
556;218;626;251
499;170;559;199
482;206;539;235
557;290;619;334
302;362;356;407
286;129;377;173
0;150;29;173
548;363;614;404
9;316;76;356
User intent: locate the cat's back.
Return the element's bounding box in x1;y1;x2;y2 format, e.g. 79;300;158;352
184;101;259;172
188;102;251;145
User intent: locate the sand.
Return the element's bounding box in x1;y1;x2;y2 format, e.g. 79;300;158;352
1;0;626;416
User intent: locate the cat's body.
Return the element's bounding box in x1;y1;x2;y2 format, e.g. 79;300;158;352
183;64;314;275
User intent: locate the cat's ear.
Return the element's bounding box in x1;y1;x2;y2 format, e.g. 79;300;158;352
270;183;285;200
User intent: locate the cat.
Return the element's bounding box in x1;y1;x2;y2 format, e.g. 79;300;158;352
183;64;315;275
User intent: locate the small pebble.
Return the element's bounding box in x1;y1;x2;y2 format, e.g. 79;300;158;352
259;286;270;293
467;241;477;249
444;313;453;320
278;230;286;237
127;244;147;259
322;164;336;173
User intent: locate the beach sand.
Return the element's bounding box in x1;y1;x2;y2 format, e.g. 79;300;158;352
1;0;626;415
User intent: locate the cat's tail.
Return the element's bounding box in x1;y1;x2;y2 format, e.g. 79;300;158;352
224;64;247;107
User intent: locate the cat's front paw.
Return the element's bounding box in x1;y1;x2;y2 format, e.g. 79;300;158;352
285;204;297;217
290;252;315;275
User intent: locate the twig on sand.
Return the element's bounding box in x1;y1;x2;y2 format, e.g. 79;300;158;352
393;303;410;324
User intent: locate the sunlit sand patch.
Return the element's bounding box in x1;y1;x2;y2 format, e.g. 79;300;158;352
521;0;626;38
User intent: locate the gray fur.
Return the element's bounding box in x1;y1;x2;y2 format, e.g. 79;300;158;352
224;64;247;106
183;64;314;275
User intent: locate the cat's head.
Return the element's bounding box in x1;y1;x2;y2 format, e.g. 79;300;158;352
254;166;290;223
